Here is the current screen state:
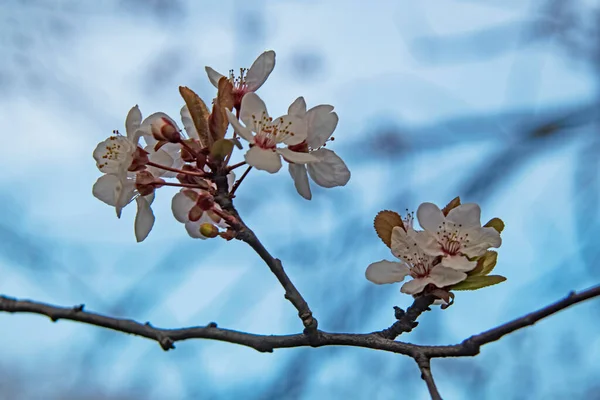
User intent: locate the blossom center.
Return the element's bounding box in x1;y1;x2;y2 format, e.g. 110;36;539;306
251;112;296;150
229;68;250;108
410;261;431;279
437;221;470;255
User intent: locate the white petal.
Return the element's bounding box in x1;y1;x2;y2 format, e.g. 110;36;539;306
441;255;477;272
446;203;482;228
277;148;318;164
417;202;446;233
171;190;196;223
146;146;174;177
180;105;199;140
306;106;338;149
240;93;269;131
428;266;468;286
245;50;276;91
184;221;208;239
288;163;312;200
412;230;445;256
391;227;422;261
461;227;502;257
226;109;255;143
400;278;430;295
365;260;410;284
134;196;155;242
205;66;225;88
245;146;282;173
92;174;120;206
274;114;307;145
93;136;135;174
227;171;236;192
288;97;307;118
125;105;142;141
306;148;350;188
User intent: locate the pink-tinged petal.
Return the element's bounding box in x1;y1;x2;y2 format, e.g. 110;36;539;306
226;109;255;143
428;266;468;287
400;278;430;295
139;112;180;145
306;148;350;188
461;227;502;257
365;260;410;284
239;92;269;131
413;230;444;256
171;190;196;223
180;105;199;140
205;66;225;88
446;203;482;228
125;105;142;140
184;221;209;239
134;196;155;242
306;106;338;149
277;148;318;164
274;114;307;145
287;97;307;118
417;202;446;233
288;163;312;200
441;254;477;272
245;146;282;173
245;50;276;91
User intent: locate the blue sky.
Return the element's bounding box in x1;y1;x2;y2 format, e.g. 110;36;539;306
1;0;599;399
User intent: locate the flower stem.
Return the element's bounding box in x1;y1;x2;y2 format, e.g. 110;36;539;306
227;161;247;171
155;181;205;189
230;166;252;196
147;162;206;177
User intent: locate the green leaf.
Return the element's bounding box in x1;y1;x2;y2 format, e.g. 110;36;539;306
468;251;498;276
210;139;234;161
484;217;505;233
450;275;506;291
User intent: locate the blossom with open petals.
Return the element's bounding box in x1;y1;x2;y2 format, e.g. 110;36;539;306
414;203;502;272
205;50;275;108
366;226;467;294
226;93;318;173
286;97;350;199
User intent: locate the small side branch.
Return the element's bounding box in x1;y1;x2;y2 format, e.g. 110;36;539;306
376;294;436;339
415;355;442;400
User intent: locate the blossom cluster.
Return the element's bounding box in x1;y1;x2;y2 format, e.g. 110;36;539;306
366;198;506;300
92;51;350;242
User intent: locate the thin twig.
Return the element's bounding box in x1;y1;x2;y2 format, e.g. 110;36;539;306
146;161;206;177
415;355;442;400
229;166;252;196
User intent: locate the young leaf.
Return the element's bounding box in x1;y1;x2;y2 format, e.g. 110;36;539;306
374;211;404;248
449;275;506;291
441;196;461;216
209;77;235;143
484;217;505;233
210;139;234;162
468;251;498;276
179;86;211;148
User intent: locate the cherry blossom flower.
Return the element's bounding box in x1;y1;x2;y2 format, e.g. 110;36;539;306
366;226;467;294
171;189;228;239
413;203;502;272
286;97;350;199
226;93;318;173
205;50;275;108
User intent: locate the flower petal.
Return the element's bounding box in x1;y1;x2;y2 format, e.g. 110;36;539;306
226;109;255;143
92;174;135;218
288;96;307;118
391;226;423;261
441;255;477;272
205;66;225;88
145;146;174;177
134;196;155;242
306;148;350;188
400;278;430;295
417;202;446;233
461;227;502;257
245;146;282;173
184;221;209;239
227;171;236;192
240;92;269;132
171;189;196;223
306;106;338;149
125;105;142;141
365;260;410;284
446;203;482;228
428;266;468;286
277;147;318;164
412;230;444;256
274;114;307;145
180;105;199;140
245;50;276;91
288;163;312;200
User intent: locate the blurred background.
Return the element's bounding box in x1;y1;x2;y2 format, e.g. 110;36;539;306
1;0;599;399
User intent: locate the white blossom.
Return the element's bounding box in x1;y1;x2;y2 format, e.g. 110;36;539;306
171;189;227;239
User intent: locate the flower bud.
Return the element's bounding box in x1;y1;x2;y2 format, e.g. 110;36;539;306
151;117;181;143
196;192;215;211
135;170;156;196
200;223;219;238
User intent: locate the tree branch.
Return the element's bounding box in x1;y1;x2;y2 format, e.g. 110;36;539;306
1;284;598;358
376;295;437;339
415;355;442;400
